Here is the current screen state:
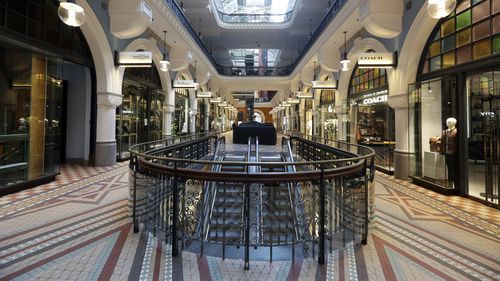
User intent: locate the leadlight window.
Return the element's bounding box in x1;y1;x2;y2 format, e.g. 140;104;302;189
421;0;500;74
349;66;387;96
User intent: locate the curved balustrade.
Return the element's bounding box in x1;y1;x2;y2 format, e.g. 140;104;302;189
128;133;374;269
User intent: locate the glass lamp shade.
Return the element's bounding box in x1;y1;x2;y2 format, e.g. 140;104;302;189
427;0;456;19
340;59;350;72
160;60;170;72
58;1;85;27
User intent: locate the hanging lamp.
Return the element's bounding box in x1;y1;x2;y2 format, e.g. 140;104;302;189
160;31;170;72
58;0;85;27
340;31;350;72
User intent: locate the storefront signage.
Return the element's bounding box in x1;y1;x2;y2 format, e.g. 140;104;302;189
358;52;397;68
363;94;387;105
173;80;197;89
114;51;152;67
196;91;212;98
312;80;338;89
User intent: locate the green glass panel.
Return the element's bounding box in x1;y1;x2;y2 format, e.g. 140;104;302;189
472;0;483;4
441;18;455;37
433;32;441;41
442;35;456;52
493;35;500;54
473;39;491;58
456;10;471;30
457;28;472;47
380;68;386;76
430;56;441;71
442;51;455;68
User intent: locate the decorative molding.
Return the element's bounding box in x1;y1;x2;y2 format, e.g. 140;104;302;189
97;92;122;108
387;93;409;109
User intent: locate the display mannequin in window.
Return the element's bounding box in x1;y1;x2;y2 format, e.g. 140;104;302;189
441;117;458;188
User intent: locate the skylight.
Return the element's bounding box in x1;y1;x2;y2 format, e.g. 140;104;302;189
210;0;300;28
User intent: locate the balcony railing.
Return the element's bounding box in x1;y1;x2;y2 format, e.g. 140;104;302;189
128;132;375;269
162;0;347;76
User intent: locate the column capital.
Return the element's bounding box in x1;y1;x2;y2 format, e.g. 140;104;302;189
97;92;122;108
388;93;409;110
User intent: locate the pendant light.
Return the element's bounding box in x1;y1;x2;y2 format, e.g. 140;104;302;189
58;0;85;27
160;31;170;72
340;31;350;72
427;0;456;19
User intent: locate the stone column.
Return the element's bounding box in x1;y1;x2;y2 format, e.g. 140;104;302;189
335;105;345;141
388;93;411;180
95;91;122;166
204;101;210;132
164;90;175;137
189;90;197;134
299;100;306;134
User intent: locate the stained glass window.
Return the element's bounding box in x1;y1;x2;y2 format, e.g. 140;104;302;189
421;0;499;74
349;66;388;96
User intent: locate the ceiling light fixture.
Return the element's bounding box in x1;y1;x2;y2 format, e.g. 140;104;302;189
160;31;170;72
58;0;85;27
309;18;312;37
427;0;456;19
340;31;350;72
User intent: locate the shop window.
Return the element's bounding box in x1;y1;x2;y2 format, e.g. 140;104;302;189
421;0;499;74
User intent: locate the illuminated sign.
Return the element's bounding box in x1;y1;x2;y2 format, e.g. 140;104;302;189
115;51;152;67
173;80;198;89
358;52;397;68
363;94;387;105
196;91;213;98
312;80;338;89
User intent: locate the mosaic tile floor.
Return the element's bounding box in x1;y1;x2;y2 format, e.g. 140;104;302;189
0;162;499;281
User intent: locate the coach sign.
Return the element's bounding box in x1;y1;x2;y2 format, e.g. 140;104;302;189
357;52;397;68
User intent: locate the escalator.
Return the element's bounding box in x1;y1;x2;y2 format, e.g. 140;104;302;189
200;136;304;247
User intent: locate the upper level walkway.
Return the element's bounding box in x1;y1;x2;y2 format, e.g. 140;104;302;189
0;132;498;281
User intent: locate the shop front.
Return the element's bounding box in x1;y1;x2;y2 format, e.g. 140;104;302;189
320;89;338;140
408;0;499;208
174;89;189;136
116;67;165;161
348;67;395;173
0;0;94;193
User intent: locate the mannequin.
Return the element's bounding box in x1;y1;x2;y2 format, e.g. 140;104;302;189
441;117;458;188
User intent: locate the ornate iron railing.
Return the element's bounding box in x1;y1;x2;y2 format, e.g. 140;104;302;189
129;132;375;269
161;0;347;76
